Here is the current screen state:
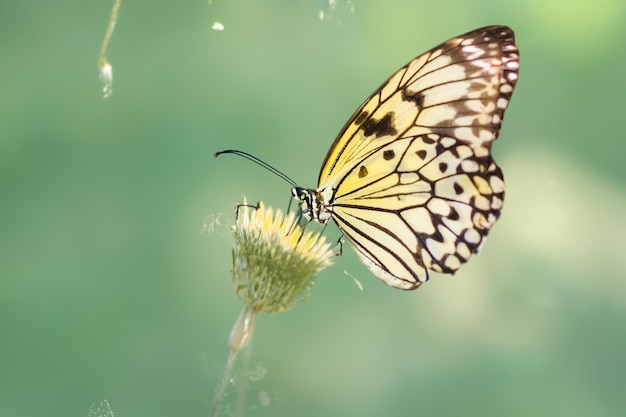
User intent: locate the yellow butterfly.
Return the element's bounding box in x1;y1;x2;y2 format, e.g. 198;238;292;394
217;25;519;290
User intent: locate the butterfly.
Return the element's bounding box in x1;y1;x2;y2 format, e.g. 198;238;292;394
218;26;519;290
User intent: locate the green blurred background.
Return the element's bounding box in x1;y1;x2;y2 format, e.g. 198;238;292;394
1;1;625;416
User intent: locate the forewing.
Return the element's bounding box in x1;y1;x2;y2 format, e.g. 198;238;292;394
319;25;519;185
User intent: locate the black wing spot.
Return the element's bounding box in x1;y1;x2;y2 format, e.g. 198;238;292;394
354;111;369;125
430;228;445;243
358;165;368;178
453;182;464;195
402;89;425;108
361;112;398;138
383;150;395;160
416;150;427;160
448;207;460;220
438;162;448;173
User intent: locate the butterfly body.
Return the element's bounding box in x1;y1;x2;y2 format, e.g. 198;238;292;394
296;25;519;290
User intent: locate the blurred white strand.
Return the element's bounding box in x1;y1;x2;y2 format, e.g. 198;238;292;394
98;0;121;99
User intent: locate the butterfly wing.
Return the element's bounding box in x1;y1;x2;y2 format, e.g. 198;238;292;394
317;26;519;290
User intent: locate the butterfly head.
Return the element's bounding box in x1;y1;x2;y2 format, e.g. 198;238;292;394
291;186;332;224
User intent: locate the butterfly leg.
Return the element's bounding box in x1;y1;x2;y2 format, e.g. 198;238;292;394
316;220;343;256
234;202;260;220
286;194;295;215
334;234;344;257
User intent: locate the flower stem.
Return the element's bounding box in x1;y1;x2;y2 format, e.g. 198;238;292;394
210;307;257;417
229;307;257;352
209;348;238;417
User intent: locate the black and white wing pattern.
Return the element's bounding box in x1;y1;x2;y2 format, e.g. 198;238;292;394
314;26;519;290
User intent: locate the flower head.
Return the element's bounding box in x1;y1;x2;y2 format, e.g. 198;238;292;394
231;200;334;314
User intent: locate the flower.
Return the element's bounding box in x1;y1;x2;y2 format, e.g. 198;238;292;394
230;200;334;315
211;200;335;414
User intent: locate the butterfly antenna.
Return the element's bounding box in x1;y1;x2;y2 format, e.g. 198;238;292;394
214;149;298;188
